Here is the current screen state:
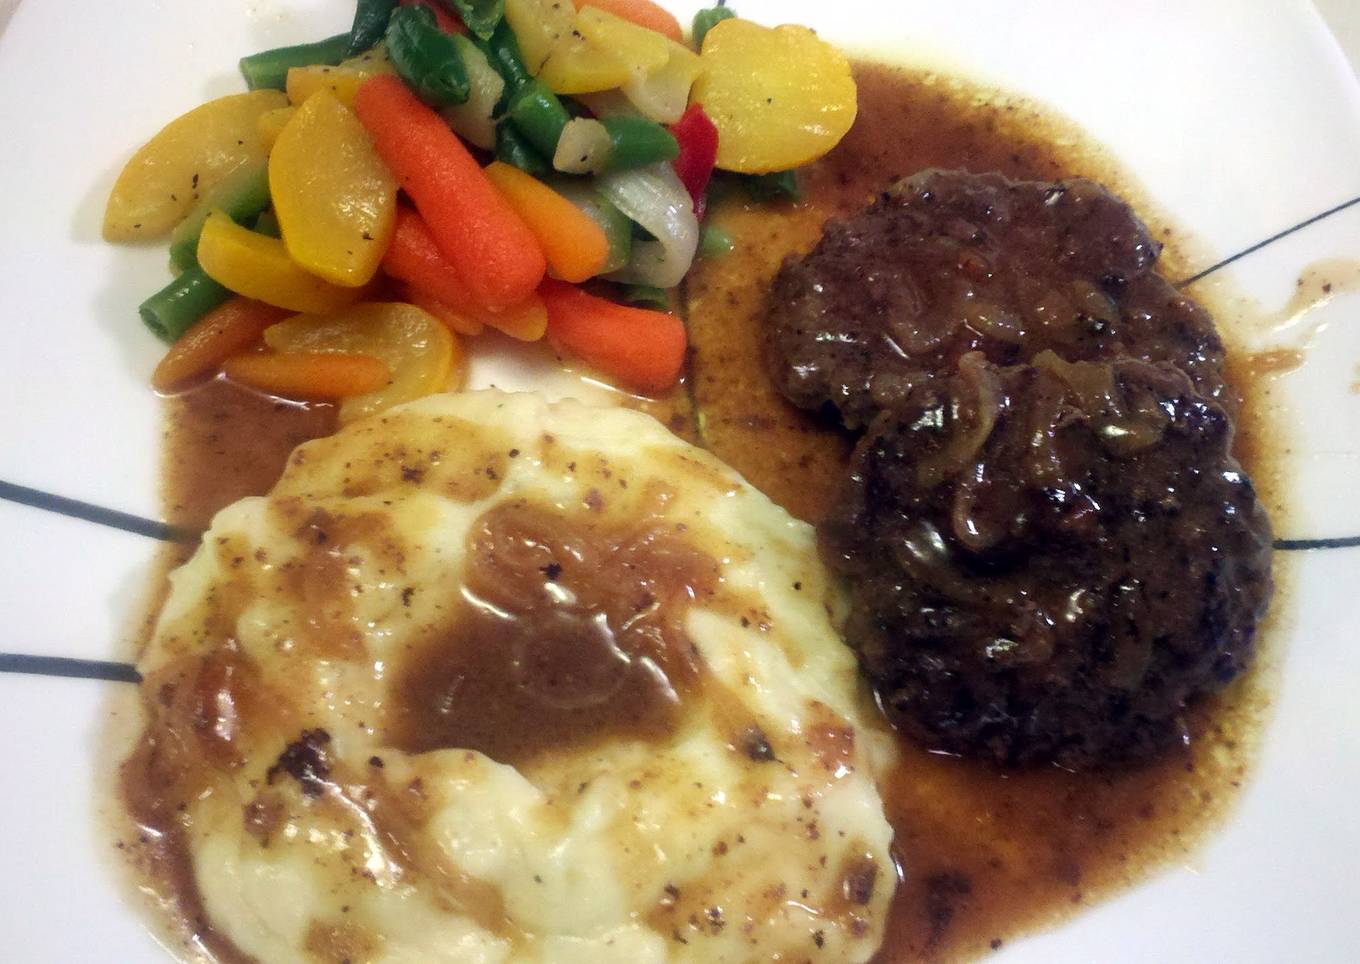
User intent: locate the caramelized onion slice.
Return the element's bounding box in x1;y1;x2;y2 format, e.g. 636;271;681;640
915;352;1004;489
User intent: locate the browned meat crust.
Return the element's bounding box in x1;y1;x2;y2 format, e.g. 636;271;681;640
767;170;1272;766
822;353;1273;766
768;170;1227;429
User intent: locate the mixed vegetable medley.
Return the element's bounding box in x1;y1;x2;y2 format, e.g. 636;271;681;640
103;0;857;414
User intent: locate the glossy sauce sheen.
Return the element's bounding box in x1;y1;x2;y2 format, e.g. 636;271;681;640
121;647;268;964
140;64;1284;962
388;501;712;765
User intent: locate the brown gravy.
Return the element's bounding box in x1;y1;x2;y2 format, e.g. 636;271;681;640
121;650;272;964
388;500;714;766
129;62;1285;963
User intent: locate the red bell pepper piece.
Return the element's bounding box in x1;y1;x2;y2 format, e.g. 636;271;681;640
399;0;466;33
670;104;719;218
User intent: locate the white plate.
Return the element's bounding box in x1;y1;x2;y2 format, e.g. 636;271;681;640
0;1;1357;960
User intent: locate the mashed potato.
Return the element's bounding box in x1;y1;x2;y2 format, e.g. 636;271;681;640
131;391;896;963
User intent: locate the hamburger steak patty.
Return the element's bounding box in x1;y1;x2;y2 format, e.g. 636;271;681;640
821;353;1274;766
768;169;1227;429
766;169;1273;766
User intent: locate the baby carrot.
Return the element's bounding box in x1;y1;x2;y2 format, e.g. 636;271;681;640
573;0;683;42
540;279;686;394
223;351;391;400
484;162;609;283
383;207;548;340
381;206;482;310
397;284;485;337
151;297;293;391
483;295;548;341
353;74;545;309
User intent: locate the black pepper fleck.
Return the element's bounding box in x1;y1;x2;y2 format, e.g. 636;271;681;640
266;729;332;797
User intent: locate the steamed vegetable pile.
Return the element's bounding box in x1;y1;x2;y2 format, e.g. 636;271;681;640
103;0;857;415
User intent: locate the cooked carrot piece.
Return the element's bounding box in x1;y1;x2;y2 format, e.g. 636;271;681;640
381;208;482;309
383;206;548;340
151;297;293;391
540;279;686;394
573;0;683;42
397;285;485;337
484;296;549;341
484;162;610;283
353;74;545;310
222;351;390;400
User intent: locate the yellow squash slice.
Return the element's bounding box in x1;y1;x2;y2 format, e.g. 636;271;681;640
104;90;288;241
197;210;363;314
264;302;462;422
691;19;857;174
270;89;397;287
286;45;395;108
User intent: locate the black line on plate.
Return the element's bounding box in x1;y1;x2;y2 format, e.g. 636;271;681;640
0;479;193;542
1177;194;1360;287
1273;535;1360;551
0;653;140;684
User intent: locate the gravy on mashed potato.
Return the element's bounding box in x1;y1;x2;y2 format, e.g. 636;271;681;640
122;391;897;963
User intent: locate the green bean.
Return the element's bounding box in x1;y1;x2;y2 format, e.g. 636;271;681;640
692;6;736;50
619;284;672;310
699;223;734;258
744;169;801;202
252;210;282;239
601;115;679;171
347;0;399;56
596;210;634;274
471;19;531;95
386;5;471;106
239;33;350;90
169;162;271;272
446;0;505;41
495;123;552;178
139;267;231;343
506;80;571;158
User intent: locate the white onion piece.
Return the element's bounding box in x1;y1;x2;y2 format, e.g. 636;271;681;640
598;163;699;289
438;36;504;150
553;118;613;175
